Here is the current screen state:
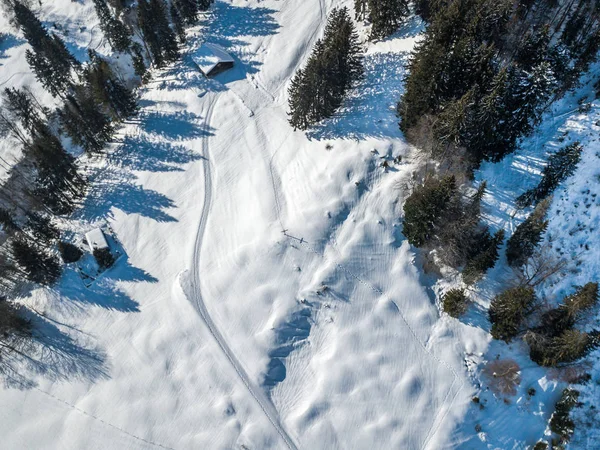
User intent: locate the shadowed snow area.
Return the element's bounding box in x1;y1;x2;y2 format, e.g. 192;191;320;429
0;1;473;449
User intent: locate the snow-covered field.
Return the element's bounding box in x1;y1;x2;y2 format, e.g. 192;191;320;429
4;0;600;449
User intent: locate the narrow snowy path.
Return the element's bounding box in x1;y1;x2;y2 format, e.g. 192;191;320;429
180;93;299;450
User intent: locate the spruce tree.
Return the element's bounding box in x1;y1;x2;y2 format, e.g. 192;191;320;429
402;175;458;247
173;0;200;25
442;288;469;318
368;0;409;40
489;286;536;342
288;8;363;129
58;89;114;154
462;228;504;285
198;0;214;11
131;42;149;82
516;143;583;208
85;50;137;119
11;238;61;285
506;197;551;267
0;208;19;234
24;212;59;245
170;3;187;44
14;1;79;97
138;0;179;68
93;0;132;52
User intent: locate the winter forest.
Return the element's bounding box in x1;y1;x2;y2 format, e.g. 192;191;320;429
1;0;600;448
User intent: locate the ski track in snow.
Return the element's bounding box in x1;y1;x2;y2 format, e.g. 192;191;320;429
182;93;299;450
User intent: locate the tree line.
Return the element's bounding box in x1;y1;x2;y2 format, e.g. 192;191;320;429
0;0;214;359
401;0;597;378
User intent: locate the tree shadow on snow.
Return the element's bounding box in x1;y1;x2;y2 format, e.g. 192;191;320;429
307;52;410;141
134;110;212;140
0;308;109;390
0;33;25;63
112;136;205;173
58;259;158;312
79;168;177;223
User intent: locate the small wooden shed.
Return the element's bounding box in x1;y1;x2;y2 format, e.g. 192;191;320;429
193;43;234;77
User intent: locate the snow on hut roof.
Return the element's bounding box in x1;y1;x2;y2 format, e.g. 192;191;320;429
85;228;109;252
193;43;234;76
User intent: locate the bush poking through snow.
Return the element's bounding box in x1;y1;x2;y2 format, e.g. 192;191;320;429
489;286;536;342
549;388;581;442
483;358;521;397
93;248;115;271
57;241;83;264
532;441;548;450
442;288;468;318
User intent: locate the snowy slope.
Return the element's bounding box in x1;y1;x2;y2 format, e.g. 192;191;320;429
0;1;487;449
447;62;600;449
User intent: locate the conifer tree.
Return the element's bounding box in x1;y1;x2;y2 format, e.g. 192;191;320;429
131;42;149;82
137;0;179;68
442;288;469;318
489;286;536;342
93;0;132;52
462;228;505;285
516;143;583;208
506;197;551;267
369;0;409;40
0;208;19;234
11;238;61;285
14;1;79;97
1;88;85;214
58;89;114;154
198;0;214;11
24;212;59;245
170;3;187;44
85;50;137;119
402;175;458;247
288;8;363;130
173;0;200;25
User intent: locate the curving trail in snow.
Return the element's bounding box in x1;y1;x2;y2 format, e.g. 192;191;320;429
180;94;300;450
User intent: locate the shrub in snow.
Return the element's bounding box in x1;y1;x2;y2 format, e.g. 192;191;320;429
489;286;536;342
442;288;468;318
482;358;521;397
58;241;83;264
532;441;548;450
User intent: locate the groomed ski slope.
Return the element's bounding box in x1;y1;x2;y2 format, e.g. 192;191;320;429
0;1;477;449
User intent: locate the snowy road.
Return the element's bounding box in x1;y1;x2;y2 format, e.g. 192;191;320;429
181;93;299;449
